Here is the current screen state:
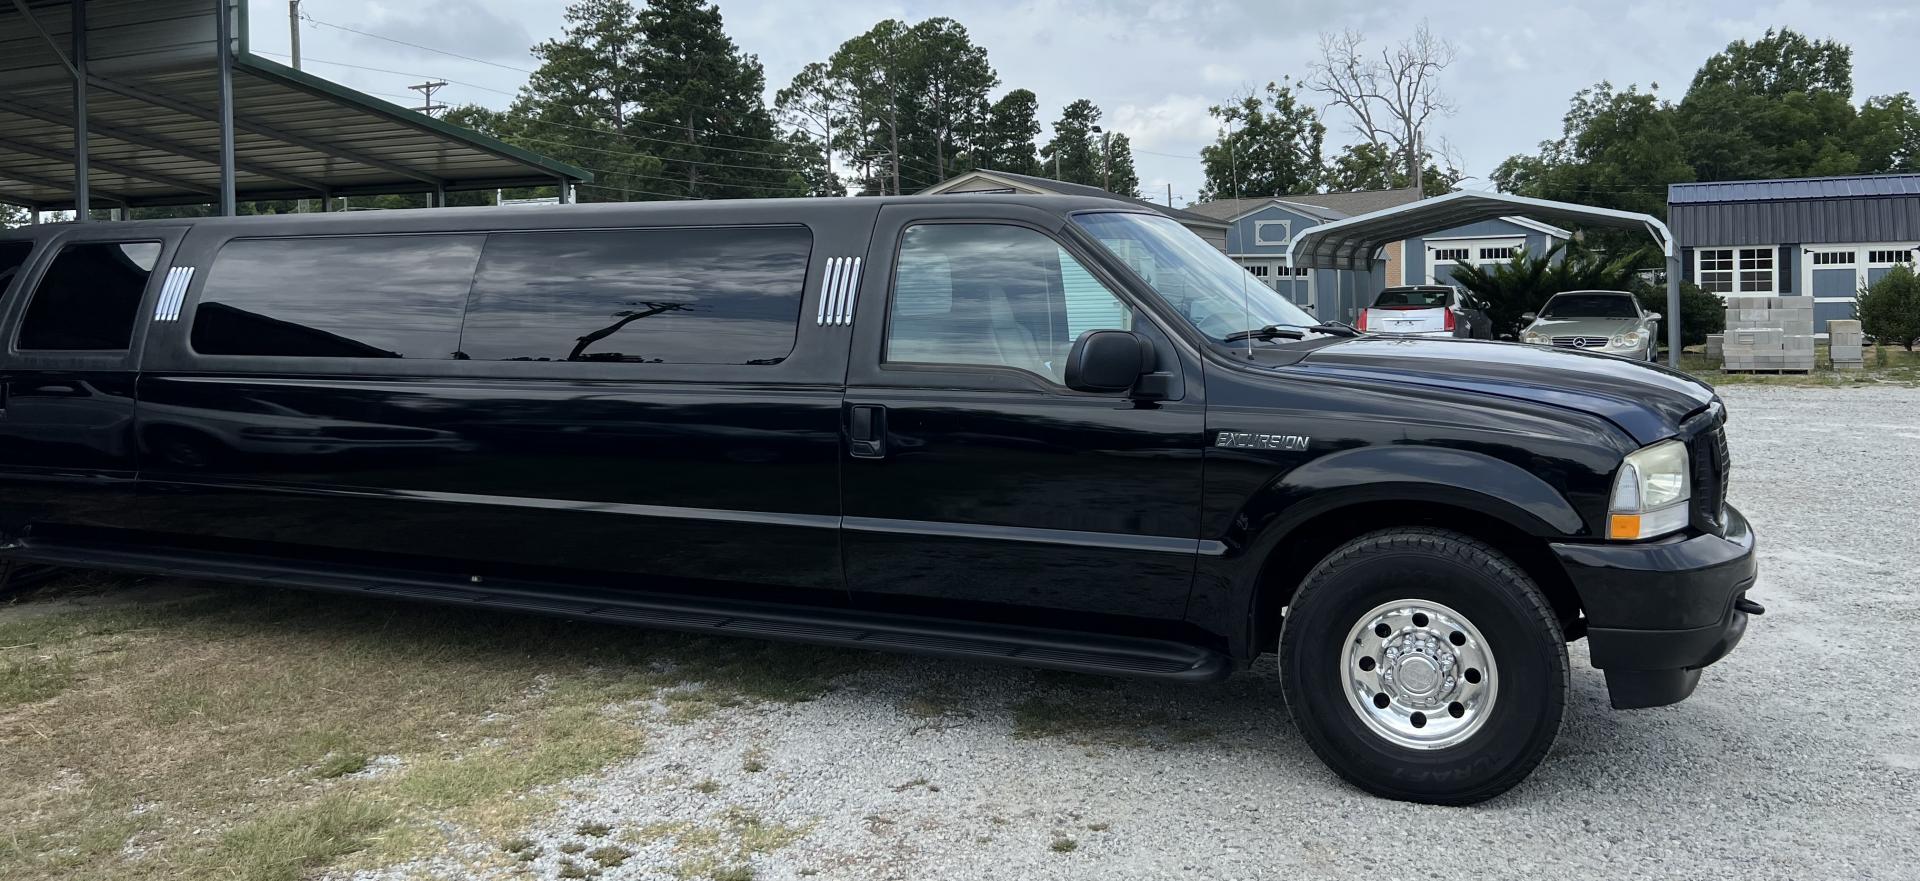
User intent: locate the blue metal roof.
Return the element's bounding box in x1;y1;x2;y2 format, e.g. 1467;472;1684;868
1670;173;1920;205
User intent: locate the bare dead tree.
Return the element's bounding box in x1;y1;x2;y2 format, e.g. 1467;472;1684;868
1306;22;1457;196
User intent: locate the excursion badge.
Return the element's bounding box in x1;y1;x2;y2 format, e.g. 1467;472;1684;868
1215;432;1310;451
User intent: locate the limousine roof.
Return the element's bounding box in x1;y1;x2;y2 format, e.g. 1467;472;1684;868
0;193;1163;238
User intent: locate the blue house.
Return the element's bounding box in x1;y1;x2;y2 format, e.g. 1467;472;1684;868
1669;174;1920;334
1187;192;1570;321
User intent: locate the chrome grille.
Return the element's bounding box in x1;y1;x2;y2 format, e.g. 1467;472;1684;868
1550;336;1609;349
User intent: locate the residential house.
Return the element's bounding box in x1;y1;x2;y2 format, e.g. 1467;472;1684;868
919;170;1232;251
1669;173;1920;333
1184;190;1570;322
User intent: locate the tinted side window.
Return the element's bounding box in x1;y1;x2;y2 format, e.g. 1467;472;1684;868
0;241;32;301
191;235;483;359
887;224;1131;383
17;241;159;351
461;226;810;365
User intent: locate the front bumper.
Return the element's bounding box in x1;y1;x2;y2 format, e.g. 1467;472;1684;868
1550;504;1758;709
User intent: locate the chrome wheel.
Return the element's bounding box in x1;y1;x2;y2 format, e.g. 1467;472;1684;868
1341;599;1498;750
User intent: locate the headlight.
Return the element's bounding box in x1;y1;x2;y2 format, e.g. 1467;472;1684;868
1522;331;1547;344
1610;329;1644;348
1608;439;1690;540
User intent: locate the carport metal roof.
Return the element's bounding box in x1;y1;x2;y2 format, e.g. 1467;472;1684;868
1285;190;1686;366
1284;190;1674;272
0;0;590;214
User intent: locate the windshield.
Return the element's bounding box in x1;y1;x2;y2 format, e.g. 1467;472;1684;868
1373;288;1452;308
1541;293;1638;319
1072;212;1321;343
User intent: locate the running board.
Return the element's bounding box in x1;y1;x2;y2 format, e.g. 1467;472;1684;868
1;539;1231;683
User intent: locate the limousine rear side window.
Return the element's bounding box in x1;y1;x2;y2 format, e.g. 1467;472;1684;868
460;226;811;365
0;242;32;301
887;223;1131;384
191;235;484;359
16;241;160;351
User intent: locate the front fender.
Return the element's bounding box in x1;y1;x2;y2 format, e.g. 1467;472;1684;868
1189;445;1593;660
1248;445;1587;542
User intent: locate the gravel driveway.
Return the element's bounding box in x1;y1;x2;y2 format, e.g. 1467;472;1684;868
356;384;1920;881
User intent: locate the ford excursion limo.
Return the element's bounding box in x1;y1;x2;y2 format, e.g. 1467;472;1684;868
0;195;1760;804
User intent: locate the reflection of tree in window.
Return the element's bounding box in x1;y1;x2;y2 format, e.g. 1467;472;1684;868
463;227;809;366
568;301;691;362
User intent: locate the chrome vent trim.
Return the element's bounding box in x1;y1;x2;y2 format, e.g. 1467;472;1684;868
816;256;862;326
152;266;195;322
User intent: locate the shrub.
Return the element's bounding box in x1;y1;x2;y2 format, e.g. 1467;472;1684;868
1857;265;1920;351
1632;278;1724;347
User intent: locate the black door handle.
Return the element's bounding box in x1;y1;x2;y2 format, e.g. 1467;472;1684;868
849;404;885;459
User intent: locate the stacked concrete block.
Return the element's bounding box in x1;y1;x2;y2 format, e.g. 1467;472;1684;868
1706;334;1724;357
1828;319;1864;370
1721;296;1815;371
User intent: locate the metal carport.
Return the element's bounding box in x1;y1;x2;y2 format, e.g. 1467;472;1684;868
1285;191;1684;367
0;0;590;218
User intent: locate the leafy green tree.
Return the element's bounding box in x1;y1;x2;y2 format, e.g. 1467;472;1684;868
818;18;997;194
1325;142;1461;193
1857;265;1920;351
1198;80;1324;200
1;204;27;228
1040;99;1103;186
1854;93;1920;174
781;131;847;197
1676;29;1864;181
977;88;1042;174
1493;82;1692;218
1099;132;1140;198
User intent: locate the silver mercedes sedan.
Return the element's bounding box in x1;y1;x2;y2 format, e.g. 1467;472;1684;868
1518;290;1661;361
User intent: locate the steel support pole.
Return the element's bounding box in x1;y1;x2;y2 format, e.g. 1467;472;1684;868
1666;253;1683;368
71;0;89;222
556;177;572;204
215;0;237;216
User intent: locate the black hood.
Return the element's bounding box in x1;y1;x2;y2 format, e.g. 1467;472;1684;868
1293;337;1715;444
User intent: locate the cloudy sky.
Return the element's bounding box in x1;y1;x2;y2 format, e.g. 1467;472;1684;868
250;0;1916;205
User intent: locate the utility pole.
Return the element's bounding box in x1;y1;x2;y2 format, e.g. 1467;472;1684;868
1166;183;1173;207
1411;130;1424;198
1093;126;1110;192
409;80;449;117
288;0;301;69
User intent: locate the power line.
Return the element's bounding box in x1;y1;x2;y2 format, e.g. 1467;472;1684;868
301;15;539;75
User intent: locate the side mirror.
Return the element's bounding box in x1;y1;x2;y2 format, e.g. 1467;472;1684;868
1521;312;1538;323
1066;329;1152;393
1647;312;1662;321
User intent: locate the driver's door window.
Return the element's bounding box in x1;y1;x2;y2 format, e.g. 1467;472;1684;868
887;223;1130;384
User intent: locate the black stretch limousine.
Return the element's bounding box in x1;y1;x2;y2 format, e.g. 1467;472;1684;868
0;195;1759;804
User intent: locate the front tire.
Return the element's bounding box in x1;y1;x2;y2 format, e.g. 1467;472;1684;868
1278;528;1568;805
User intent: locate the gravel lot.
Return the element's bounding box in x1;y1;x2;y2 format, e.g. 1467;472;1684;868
324;383;1920;881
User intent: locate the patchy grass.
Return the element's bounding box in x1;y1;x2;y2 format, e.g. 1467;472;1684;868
587;844;632;867
0;652;78;708
1050;836;1079;853
0;574;874;881
625;808;808;880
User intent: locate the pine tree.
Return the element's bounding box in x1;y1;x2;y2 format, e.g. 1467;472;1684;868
630;0;795;199
1041;99;1102;185
1099;132;1140;197
977;89;1042;174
